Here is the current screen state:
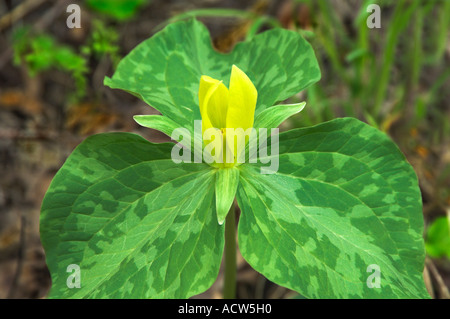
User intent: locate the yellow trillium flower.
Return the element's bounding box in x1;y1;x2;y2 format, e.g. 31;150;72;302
198;65;257;167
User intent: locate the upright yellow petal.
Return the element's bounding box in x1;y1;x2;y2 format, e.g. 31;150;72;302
225;65;257;130
205;81;229;129
199;75;217;133
199;75;229;133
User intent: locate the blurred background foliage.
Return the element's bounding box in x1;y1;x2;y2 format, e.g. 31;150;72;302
85;0;149;21
0;0;449;298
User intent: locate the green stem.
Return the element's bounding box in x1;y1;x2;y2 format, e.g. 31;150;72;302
223;201;236;299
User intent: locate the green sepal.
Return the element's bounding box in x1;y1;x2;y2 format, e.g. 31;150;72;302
215;167;240;225
134;115;180;139
254;102;306;129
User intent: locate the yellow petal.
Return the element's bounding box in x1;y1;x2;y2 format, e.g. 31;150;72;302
199;76;229;133
205;82;229;130
225;65;257;163
226;65;257;131
202;127;224;164
199;75;217;133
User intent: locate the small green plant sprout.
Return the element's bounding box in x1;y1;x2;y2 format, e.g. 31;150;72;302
12;27;88;98
85;0;150;21
40;19;429;299
81;19;121;68
426;216;450;259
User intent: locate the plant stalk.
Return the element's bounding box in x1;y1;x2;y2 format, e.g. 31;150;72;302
223;201;236;299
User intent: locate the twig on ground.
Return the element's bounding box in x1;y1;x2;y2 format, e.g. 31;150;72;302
0;0;47;32
426;257;450;299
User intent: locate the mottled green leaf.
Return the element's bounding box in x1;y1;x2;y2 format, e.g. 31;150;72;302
237;117;429;298
40;133;223;298
104;19;320;136
215;167;239;225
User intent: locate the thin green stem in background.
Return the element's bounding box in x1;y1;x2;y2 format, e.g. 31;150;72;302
223;201;236;299
373;0;420;118
316;0;349;84
426;0;450;64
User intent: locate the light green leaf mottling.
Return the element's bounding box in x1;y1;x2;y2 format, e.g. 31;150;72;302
237;118;429;298
40;133;223;298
